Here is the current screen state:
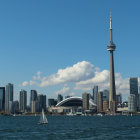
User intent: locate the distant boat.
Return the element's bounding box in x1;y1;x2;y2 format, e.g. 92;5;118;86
97;113;103;117
38;109;48;124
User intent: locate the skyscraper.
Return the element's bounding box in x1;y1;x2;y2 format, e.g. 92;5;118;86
116;93;122;105
93;86;98;105
128;94;136;112
5;83;13;113
30;90;38;112
30;90;37;106
103;89;109;102
10;100;19;114
130;77;138;95
107;12;116;113
82;93;89;111
97;92;103;113
0;87;5;111
103;89;109;112
57;94;63;103
48;99;57;107
38;94;46;111
19;90;27;112
130;77;138;110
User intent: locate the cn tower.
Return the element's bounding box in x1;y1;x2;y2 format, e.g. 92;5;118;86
107;12;116;114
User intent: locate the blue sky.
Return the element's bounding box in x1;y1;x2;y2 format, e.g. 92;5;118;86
0;0;140;103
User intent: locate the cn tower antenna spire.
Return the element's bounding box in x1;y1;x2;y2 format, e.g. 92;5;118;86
110;10;113;43
110;10;112;29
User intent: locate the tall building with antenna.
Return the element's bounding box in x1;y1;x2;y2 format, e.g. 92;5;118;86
107;11;116;114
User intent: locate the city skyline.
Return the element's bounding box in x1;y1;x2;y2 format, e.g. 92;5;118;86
0;1;140;101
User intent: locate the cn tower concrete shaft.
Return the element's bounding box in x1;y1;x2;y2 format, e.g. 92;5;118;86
109;51;116;113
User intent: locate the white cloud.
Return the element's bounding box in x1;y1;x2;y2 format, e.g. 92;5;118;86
22;61;94;87
55;86;70;95
21;61;132;95
22;81;29;86
29;80;37;86
75;70;110;90
40;61;94;87
75;70;130;94
33;71;42;80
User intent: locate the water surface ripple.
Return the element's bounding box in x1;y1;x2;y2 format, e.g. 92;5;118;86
0;115;140;140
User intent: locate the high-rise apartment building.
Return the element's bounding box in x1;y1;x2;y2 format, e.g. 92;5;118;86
30;90;37;106
30;90;38;113
5;83;13;112
38;94;46;111
130;77;138;110
97;92;103;113
128;94;136;112
10;100;19;114
103;101;109;113
116;93;122;105
57;94;63;103
48;99;57;107
0;87;5;111
130;77;138;95
19;90;27;112
93;86;98;104
103;89;109;102
82;93;89;110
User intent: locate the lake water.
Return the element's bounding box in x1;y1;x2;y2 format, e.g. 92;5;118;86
0;115;140;140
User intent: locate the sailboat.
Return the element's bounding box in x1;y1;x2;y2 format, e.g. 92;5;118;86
38;109;48;124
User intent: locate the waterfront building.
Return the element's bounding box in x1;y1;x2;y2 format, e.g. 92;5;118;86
0;87;5;111
5;83;13;113
10;100;19;114
130;77;138;110
103;101;109;113
30;90;37;109
56;96;96;107
57;94;63;103
30;90;37;102
48;99;57;107
19;90;27;112
97;92;103;113
116;93;122;106
107;12;116;113
130;77;138;95
31;100;40;113
9;101;13;113
38;94;46;111
55;96;96;114
103;90;109;112
31;101;36;113
93;86;98;104
103;89;109;102
82;93;89;110
138;94;140;111
128;94;136;112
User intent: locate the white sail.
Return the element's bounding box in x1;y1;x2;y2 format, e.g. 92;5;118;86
39;109;48;124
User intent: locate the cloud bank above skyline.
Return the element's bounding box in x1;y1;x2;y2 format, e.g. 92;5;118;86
21;61;131;96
